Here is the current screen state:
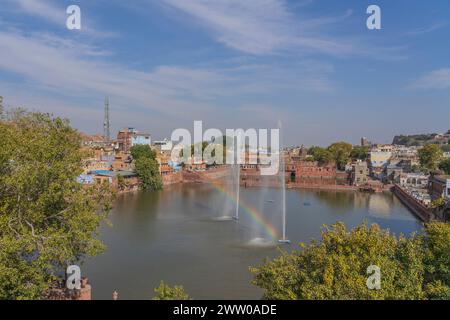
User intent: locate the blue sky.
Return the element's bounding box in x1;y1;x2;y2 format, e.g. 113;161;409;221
0;0;449;146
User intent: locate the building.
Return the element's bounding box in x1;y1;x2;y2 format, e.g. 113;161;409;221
131;132;151;147
185;156;207;171
397;173;429;189
369;151;392;179
117;128;151;153
361;137;370;147
93;170;139;191
77;170;139;192
352;160;369;186
116;127;135;152
293;161;336;185
432;133;450;145
77;174;94;185
112;152;132;171
428;175;450;200
156;153;176;175
371;144;394;153
385;164;403;183
82;159;112;173
153;139;173;153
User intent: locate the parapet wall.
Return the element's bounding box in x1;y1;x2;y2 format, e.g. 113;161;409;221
393;184;433;222
162;167;230;185
162;171;183;185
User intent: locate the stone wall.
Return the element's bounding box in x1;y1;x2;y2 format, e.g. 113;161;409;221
182;167;229;183
393;184;433;222
162;171;183;185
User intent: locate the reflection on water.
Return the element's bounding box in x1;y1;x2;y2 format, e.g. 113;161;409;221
83;184;422;300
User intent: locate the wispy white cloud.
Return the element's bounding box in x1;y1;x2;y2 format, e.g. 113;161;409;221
404;22;448;36
160;0;356;56
410;68;450;90
0;29;334;123
14;0;65;25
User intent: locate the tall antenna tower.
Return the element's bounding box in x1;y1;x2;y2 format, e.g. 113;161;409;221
103;96;110;142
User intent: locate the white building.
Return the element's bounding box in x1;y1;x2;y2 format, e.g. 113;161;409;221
397;173;429;188
153;139;173;152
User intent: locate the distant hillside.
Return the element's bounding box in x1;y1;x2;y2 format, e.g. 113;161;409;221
393;131;450;146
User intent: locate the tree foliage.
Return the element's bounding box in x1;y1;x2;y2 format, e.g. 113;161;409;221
441;144;450;153
251;221;450;300
130;145;162;191
327;142;353;170
308;146;333;166
438;158;450;175
419;144;443;171
0;110;113;299
422;222;450;299
153;281;190;300
130;144;156;161
351;146;369;161
134;157;162;191
117;174;126;191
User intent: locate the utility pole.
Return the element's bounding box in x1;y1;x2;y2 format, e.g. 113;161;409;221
0;96;4;115
103;96;110;142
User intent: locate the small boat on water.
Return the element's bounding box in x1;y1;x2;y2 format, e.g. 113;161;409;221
266;200;275;203
303;202;311;206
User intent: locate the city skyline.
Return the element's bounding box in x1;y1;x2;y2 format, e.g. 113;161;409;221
0;0;449;145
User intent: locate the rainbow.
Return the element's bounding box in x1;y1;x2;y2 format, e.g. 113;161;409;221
207;178;279;241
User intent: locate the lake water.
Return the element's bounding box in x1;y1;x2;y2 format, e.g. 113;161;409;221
83;183;422;300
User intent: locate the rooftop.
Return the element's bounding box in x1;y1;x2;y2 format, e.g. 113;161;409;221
92;170;136;178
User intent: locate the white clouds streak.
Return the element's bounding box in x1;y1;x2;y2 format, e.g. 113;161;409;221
161;0;355;55
411;68;450;90
0;30;334;119
14;0;65;26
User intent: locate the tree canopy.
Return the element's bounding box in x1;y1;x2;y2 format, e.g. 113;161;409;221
327;142;353;170
134;157;162;191
130;144;162;191
442;144;450;153
439;158;450;175
130;144;156;161
307;146;333;166
251;221;450;300
0;110;113;299
152;281;190;300
419;144;443;171
351;146;369;161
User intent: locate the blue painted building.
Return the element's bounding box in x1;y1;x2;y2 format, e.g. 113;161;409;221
131;133;151;147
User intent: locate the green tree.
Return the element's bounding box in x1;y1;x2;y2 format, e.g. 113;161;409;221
130;144;156;161
351;146;369;161
419;144;443;171
421;222;450;299
327;142;353;170
308;146;333;166
117;174;126;191
153;281;190;300
251;221;450;300
134;157;162;191
438;158;450;174
442;144;450;152
431;197;446;209
0;110;113;299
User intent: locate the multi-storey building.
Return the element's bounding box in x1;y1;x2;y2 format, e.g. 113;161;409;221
428;175;450;200
117;128;151;153
293;161;336;185
352;160;369;186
